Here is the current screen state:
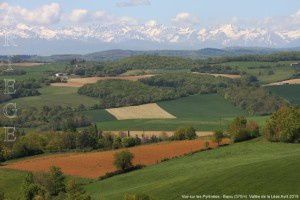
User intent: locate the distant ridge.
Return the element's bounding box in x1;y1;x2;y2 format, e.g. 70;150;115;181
1;47;299;62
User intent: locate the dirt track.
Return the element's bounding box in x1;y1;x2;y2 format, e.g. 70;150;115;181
2;139;226;179
193;72;241;79
264;78;300;86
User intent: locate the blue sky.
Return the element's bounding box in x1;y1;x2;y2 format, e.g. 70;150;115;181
6;0;300;26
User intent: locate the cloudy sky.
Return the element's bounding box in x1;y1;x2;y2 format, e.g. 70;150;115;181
1;0;300;54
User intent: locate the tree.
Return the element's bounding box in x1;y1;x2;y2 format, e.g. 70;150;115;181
121;137;137;147
112;136;122;149
66;179;91;200
227;117;260;142
22;173;46;200
173;127;197;140
184;127;197;140
264;107;300;143
173;128;187;140
114;150;134;171
213;130;224;146
48;166;66;196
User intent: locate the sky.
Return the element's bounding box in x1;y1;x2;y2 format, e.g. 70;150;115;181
3;0;300;27
0;0;300;54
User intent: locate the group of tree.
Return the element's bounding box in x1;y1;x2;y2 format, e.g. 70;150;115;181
66;55;199;77
78;79;175;108
78;73;231;108
21;166;91;200
0;126;198;162
204;51;300;64
0;78;43;103
227;116;260;142
0;105;91;131
219;84;285;115
264;106;299;143
172;127;197;140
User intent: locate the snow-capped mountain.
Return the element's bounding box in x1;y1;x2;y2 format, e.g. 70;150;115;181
1;23;299;54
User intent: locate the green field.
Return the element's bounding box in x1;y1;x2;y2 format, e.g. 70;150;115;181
0;63;66;81
84;139;300;200
5;86;100;108
267;85;300;105
94;94;266;131
0;169;28;199
220;61;295;84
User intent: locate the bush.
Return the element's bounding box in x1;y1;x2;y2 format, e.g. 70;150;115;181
114;150;134;171
98;165;144;180
12;133;46;158
213;130;224;145
227;117;260;142
121;137;138;147
264;107;300;143
173;127;197;140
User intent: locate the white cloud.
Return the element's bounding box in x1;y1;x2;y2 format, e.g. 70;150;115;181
172;12;200;26
116;0;151;7
0;2;61;25
69;9;89;23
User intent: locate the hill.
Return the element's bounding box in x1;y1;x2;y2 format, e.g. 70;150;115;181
18;48;285;62
267;85;300;105
91;94;267;131
84;139;300;199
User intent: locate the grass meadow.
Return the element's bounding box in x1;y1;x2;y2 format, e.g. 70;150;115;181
94;94;266;131
220;61;296;84
84;138;300;199
267;85;300;105
5;86;100;108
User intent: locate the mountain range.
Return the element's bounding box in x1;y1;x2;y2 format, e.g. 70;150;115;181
1;23;299;55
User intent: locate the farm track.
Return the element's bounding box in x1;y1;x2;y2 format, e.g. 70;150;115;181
264;78;300;86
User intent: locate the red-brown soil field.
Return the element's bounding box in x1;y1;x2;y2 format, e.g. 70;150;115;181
2;139;227;179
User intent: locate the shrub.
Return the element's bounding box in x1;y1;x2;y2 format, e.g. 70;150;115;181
114;150;134;171
121;137;138;147
264;107;300;143
66;179;91;200
173;127;197;140
112;136;122;149
227;117;260;142
213;130;224;145
12;133;46;158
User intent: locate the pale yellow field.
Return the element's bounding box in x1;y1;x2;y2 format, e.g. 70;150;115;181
264;78;300;86
51;75;154;87
106;103;176;120
105;131;214;138
0;62;45;67
193;72;241;79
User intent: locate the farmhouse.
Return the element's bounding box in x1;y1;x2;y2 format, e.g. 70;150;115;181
290;62;300;70
54;73;68;81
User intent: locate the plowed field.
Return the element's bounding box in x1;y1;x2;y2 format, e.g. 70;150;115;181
3;139;226;179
